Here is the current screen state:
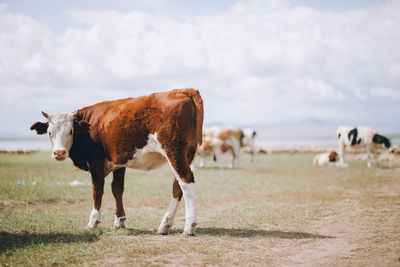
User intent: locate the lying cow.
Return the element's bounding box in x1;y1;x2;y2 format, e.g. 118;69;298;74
30;89;203;236
197;126;243;169
313;151;339;166
336;126;391;168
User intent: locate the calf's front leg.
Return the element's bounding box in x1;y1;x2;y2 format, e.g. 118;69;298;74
87;165;105;228
338;141;348;167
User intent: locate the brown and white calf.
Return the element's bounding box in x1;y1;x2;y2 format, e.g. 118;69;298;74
30;89;203;236
336;126;391;168
197;126;243;169
313;151;339;166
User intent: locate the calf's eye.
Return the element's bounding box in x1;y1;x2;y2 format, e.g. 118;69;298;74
69;130;73;135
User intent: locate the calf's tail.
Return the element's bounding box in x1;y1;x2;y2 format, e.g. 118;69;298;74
180;89;204;146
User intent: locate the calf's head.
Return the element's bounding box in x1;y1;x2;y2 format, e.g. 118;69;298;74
372;134;391;149
328;151;338;162
30;111;90;161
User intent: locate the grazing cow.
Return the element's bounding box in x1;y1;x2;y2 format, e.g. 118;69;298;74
242;128;257;162
198;126;243;169
336;126;391;168
30;89;203;236
313;151;339;166
196;135;223;169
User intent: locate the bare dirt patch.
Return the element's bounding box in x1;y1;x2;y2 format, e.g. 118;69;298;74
284;182;400;266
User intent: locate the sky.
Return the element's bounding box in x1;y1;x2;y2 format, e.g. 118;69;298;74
0;0;399;136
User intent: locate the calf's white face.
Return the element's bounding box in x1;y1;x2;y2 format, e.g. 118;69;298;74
44;112;75;161
31;111;91;161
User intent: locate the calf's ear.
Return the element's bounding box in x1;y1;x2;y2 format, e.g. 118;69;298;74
30;122;49;135
74;120;90;134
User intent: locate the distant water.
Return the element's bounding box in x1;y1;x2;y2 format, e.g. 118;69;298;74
0;136;398;151
257;136;400;148
257;138;337;148
0;138;51;151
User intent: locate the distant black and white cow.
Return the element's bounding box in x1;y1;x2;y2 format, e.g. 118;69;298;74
336;126;391;167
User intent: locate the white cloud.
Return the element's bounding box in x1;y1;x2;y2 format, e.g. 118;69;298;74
230;0;290;14
371;87;400;100
0;3;7;11
0;0;400;134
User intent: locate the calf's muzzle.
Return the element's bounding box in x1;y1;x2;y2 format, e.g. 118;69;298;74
53;150;67;161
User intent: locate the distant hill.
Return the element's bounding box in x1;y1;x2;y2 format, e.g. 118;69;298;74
207;118;400;140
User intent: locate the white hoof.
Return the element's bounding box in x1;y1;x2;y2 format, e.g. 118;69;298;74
87;220;100;229
157;223;171;235
87;207;101;229
182;229;195;237
113;216;126;230
183;222;197;236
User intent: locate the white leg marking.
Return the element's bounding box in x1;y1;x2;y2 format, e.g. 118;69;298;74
233;152;240;168
87;207;101;228
229;152;234;169
338;141;347;167
366;145;372;168
165;161;197;236
157;197;180;235
199;155;205;168
215;150;223;169
180;181;197;236
152;134;197;236
229;152;240;168
373;151;379;167
113;215;126;229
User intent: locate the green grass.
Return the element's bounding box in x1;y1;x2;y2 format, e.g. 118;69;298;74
0;152;399;266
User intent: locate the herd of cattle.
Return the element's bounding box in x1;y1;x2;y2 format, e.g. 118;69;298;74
29;89;394;235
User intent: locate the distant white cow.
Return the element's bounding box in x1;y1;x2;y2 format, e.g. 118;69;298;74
313;151;339;166
336;126;391;167
198;126;243;169
242;128;257;162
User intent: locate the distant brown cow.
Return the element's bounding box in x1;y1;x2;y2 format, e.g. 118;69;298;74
197;126;243;169
30;89;203;236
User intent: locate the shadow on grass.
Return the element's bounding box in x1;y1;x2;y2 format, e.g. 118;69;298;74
379;165;400;170
0;231;99;254
196;227;332;239
125;228;155;236
124;227;332;239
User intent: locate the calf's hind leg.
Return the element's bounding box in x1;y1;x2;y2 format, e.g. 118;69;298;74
112;168;126;229
157;179;182;235
160;146;197;236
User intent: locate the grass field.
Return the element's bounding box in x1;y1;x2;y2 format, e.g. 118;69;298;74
0;152;399;266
